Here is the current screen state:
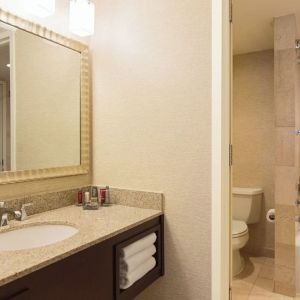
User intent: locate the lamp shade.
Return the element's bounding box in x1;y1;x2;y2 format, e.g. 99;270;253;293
69;0;95;37
25;0;56;18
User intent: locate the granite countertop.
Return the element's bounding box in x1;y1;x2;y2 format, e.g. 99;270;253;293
0;205;162;287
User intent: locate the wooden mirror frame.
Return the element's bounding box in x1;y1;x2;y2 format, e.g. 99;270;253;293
0;9;90;184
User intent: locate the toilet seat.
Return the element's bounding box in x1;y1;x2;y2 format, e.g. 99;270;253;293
232;220;248;238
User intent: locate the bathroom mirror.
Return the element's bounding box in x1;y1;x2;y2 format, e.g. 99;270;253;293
0;10;90;184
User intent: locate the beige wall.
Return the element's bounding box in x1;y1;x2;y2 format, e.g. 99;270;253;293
0;1;91;200
91;0;211;299
14;29;81;170
233;50;275;256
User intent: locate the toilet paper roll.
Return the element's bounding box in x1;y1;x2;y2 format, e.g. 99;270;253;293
266;209;275;223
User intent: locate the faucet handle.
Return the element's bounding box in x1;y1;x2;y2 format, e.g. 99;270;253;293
0;213;8;226
20;203;33;221
0;202;7;226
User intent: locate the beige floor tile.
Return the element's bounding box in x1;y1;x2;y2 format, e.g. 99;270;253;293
249;278;287;299
264;258;275;266
259;264;275;280
235;256;263;284
251;278;274;295
232;279;253;295
232;256;298;300
248;294;288;300
233;293;250;300
250;256;267;265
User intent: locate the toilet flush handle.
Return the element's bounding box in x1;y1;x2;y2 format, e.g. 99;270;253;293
295;129;300;135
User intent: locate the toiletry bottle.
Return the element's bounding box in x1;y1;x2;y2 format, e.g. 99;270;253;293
105;186;110;206
100;188;106;206
84;191;90;205
91;186;99;203
77;191;83;206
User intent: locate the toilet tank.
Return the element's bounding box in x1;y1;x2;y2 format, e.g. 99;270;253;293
232;187;263;224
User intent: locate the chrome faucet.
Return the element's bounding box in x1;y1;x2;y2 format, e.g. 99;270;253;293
0;202;22;227
0;202;33;227
19;203;33;221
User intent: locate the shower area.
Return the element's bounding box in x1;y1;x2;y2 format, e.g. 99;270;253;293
274;14;300;297
231;4;300;298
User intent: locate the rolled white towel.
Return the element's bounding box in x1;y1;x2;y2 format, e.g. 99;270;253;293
120;233;157;259
120;245;156;274
120;257;156;290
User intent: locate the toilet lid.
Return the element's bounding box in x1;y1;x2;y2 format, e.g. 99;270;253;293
232;220;248;237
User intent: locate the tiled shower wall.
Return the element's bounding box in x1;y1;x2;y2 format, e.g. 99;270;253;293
274;14;298;297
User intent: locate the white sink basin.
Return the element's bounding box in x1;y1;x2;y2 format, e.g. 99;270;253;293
0;224;78;251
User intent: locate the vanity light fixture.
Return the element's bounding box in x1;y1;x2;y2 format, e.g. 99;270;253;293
25;0;56;18
69;0;95;37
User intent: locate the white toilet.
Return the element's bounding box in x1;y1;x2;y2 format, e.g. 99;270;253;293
232;187;263;276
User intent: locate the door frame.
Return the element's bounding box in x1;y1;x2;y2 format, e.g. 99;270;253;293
211;0;231;299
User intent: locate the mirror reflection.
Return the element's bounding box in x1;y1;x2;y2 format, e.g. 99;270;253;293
0;23;81;172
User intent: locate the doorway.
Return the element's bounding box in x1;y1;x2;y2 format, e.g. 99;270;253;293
231;1;300;299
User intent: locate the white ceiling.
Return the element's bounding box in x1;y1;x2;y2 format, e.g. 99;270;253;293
233;0;300;55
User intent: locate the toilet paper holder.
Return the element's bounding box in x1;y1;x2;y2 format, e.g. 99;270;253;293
266;209;275;223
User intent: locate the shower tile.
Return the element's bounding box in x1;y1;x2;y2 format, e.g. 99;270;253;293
274;279;296;298
275;243;295;269
274;49;296;92
274;265;295;295
275;166;298;205
275;205;295;245
275;128;295;167
275;89;295;127
274;15;297;51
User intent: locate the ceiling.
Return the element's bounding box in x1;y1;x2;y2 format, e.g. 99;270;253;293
233;0;300;55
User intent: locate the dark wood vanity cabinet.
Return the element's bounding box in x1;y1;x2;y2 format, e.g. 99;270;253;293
0;215;164;300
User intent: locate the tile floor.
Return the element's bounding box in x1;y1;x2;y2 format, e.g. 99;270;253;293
232;256;299;299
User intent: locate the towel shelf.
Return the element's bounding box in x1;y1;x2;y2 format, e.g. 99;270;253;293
114;217;164;300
